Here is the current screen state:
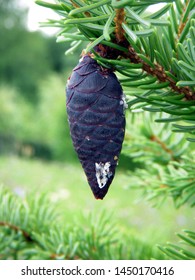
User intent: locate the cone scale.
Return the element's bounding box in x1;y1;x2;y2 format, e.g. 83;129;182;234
66;55;126;199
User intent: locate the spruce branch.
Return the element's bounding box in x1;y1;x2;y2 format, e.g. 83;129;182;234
123;44;195;100
1;187;165;259
0;221;32;242
122;111;194;207
159;229;195;260
95;42;195;106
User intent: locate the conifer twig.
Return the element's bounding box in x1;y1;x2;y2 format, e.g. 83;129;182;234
0;221;33;242
150;135;175;161
114;8;126;42
126;45;195;100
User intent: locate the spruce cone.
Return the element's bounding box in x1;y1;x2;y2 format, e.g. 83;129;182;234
66;55;126;199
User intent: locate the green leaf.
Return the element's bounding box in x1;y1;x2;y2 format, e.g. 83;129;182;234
187;137;195;142
153;31;170;69
122;23;138;43
85;35;105;52
175;0;183;14
69;0;111;16
182;0;195;23
35;0;67;11
78;23;105;31
162;93;185;100
56;33;88;42
177;81;195;87
169;5;178;33
163;106;195;115
103;11;116;41
178;43;195;66
178;61;195;73
154;50;169;69
150;4;172;19
148;19;170;26
100;40;128;52
184;231;195;239
135;29;154;37
172;124;195;131
96;56;142;69
140;81;170;89
65;40;82;55
122;77;157;87
162;34;172;65
111;0;133;8
187;39;195;62
125;7;151;27
167;21;176;50
190;26;195;45
164;71;178;82
179;17;194;43
155;117;182;123
138;53;154;68
163;246;189;259
64;15;109;24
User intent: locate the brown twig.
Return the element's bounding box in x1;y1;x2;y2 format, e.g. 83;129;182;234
114;8;126;42
0;221;33;242
150;135;175;161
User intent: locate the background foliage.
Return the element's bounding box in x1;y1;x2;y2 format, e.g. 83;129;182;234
0;0;194;260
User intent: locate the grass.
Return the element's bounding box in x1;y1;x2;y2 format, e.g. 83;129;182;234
0;155;194;249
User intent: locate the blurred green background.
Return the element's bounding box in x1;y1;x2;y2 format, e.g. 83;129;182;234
0;0;194;259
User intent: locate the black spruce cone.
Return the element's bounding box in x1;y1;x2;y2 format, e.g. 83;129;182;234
66;55;126;199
